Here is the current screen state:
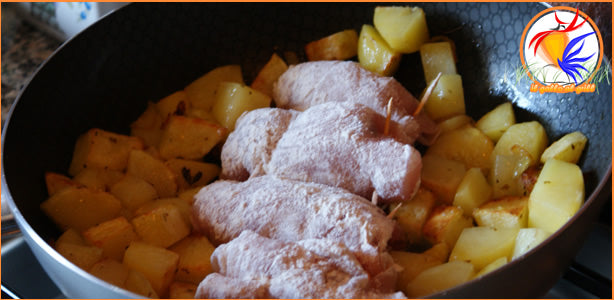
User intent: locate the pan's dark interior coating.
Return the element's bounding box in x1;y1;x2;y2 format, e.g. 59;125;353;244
2;3;611;298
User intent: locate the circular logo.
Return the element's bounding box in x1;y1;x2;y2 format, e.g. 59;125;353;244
520;6;603;87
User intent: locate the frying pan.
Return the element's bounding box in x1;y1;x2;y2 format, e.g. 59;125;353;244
2;3;611;298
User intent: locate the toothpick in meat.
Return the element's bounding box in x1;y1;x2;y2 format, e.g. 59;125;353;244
413;72;442;117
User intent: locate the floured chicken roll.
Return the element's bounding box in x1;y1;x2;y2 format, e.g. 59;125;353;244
220;107;299;181
273;60;439;145
195;231;406;299
221;102;422;203
191;175;397;281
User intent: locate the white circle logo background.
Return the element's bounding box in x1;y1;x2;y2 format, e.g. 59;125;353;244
522;9;601;86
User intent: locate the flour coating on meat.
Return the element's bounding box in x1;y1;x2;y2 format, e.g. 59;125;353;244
220;108;299;180
273;60;439;145
195;231;406;299
192;176;396;279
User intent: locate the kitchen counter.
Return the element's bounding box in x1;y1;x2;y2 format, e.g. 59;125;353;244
1;3;63;129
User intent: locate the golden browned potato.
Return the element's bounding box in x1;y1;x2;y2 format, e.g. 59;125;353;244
426;126;494;173
472;196;528;230
170;235;216;284
184;65;244;111
158;115;227;160
423;74;466;121
540;131;587;164
357;24;402;76
131;204;190;248
44;172;82;196
251;53;289;97
528;159;584;234
453;168;493;216
305;29;359;61
422;205;473;248
125;270;159;298
88;258;130;287
373;6;429;54
390;250;442;295
123;241;180;298
475;102;515;142
421;154;467;204
126;150;178;197
393;187;437;245
211;82;272;131
41;187;122;231
164;158;220;191
420;42;457;83
68;128;145;176
449;226;519;270
83;216;138;261
406;261;475;298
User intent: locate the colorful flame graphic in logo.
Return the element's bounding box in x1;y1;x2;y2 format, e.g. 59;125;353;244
520;7;603;88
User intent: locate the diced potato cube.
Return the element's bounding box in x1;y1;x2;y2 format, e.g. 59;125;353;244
110;175;158;211
393;188;436;245
493;121;549;167
390;250;442;295
41;187;122;231
170;235;216;284
68;128;144;176
251;53;289;97
130;102;164;147
422;242;450;262
357;24;402;76
423;74;465;121
83;217;138;261
420;42;457;83
45;172;82;196
125;270;159;298
489;154;531;198
421;155;467;204
88;258;130;287
185;65;244;111
474;256;507;278
72;168;123;192
158;115;227;160
305;29;359;61
422;205;473;248
528;159;584;233
540;131;587;164
169;281;198;299
373;6;429;54
184;107;219;124
123;241;180;298
406;261;475;298
164;158;220;190
126;150;178;197
426;126;494;173
453;168;493;216
134;198;192;227
476;102;516;142
56;228;86;245
211;82;272;131
449;226;519;270
473;196;528;230
437;115;473;134
512;228;550;260
55;238;103;270
177;187;202;206
132;204;190;248
156;91;190;121
520;166;540;195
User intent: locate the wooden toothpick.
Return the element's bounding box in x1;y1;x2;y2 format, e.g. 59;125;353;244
413;72;442;117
